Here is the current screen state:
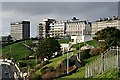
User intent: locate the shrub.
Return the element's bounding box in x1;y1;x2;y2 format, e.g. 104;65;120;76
80;49;91;60
90;48;101;56
41;66;55;75
41;67;48;74
19;62;27;67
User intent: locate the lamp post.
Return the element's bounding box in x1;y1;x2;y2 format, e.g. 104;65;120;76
67;42;69;74
79;43;81;61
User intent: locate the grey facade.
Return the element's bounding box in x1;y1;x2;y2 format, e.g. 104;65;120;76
11;21;30;40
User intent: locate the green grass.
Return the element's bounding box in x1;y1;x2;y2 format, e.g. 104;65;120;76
56;55;98;79
32;50;80;78
72;42;84;49
18;59;37;68
21;39;38;45
95;68;119;78
86;40;99;47
72;40;99;50
58;39;70;44
2;41;33;60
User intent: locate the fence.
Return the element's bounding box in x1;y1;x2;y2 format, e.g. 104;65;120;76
85;46;120;78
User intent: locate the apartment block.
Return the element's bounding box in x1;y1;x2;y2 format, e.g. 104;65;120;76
49;21;66;38
38;19;55;38
11;21;30;40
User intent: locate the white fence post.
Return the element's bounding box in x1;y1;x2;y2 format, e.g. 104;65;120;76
117;46;120;69
101;53;104;73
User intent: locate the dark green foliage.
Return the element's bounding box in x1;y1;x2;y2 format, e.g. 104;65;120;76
80;49;91;60
94;27;120;48
19;62;27;67
41;67;49;74
36;37;61;60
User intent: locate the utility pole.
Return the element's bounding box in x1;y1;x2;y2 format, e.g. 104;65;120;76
36;56;37;64
79;43;81;60
10;45;11;52
67;42;69;74
25;40;27;60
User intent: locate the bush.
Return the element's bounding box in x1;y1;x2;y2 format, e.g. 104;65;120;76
19;62;27;67
41;66;55;74
41;66;48;74
90;48;101;56
80;49;91;60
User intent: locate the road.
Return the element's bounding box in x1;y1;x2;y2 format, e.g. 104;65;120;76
0;64;14;80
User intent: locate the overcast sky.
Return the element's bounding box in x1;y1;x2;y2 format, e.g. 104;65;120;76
1;2;119;37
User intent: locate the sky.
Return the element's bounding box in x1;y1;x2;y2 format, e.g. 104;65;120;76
1;1;119;37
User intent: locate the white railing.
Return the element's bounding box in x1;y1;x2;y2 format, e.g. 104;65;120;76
85;46;120;78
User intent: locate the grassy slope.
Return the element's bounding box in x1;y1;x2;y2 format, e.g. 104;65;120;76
58;39;70;44
72;40;99;50
94;68;119;78
86;40;99;47
2;41;33;60
32;50;79;78
72;42;84;49
58;55;99;79
32;40;99;78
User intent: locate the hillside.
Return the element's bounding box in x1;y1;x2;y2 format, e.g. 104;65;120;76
2;40;33;60
2;39;119;79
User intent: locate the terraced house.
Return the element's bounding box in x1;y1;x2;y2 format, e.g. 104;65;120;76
91;16;120;37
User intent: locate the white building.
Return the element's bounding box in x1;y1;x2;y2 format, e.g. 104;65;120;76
49;21;66;38
91;16;120;37
66;17;92;43
38;18;55;38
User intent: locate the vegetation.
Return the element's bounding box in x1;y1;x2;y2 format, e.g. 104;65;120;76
86;40;99;47
94;27;120;49
72;40;99;50
2;41;32;60
89;48;101;56
72;42;84;49
57;55;99;79
31;50;79;79
57;38;70;43
80;49;91;60
36;37;61;60
95;68;119;78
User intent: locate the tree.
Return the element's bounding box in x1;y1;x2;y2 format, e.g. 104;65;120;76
36;37;61;60
7;35;12;43
93;27;120;49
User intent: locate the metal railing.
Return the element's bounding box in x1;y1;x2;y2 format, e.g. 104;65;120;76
85;46;120;78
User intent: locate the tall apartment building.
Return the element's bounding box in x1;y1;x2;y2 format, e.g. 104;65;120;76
38;18;55;38
92;16;120;36
11;21;30;40
66;17;92;43
49;21;66;37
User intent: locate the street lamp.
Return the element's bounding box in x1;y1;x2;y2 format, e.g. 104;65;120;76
67;42;70;74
